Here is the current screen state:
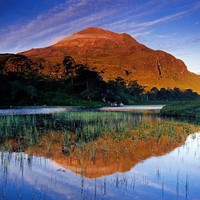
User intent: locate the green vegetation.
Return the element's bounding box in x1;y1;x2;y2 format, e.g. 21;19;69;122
160;100;200;117
0;112;135;146
0;54;199;107
0;111;199;166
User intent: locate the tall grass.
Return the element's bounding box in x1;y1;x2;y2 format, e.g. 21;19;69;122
0;111;138;154
0;111;199;162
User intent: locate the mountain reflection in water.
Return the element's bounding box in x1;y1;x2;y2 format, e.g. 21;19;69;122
23;129;188;178
1;133;200;200
0;108;200;200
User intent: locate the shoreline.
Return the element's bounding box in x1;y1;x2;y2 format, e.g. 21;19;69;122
0;105;164;115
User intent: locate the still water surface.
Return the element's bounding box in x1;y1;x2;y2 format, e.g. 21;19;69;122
0;105;163;115
0;107;199;200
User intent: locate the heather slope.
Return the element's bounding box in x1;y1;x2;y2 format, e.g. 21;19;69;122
21;27;200;93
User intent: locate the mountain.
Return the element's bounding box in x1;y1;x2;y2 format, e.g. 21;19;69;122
21;27;200;93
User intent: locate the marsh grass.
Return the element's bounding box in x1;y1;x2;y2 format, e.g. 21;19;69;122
0;111;200;178
0;111;139;154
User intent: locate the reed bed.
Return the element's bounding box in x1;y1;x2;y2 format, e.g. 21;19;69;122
0;111;199;170
0;111;138;148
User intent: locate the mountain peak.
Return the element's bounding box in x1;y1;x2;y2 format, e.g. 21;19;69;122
57;26;140;47
20;27;200;94
59;27;117;41
75;27;111;35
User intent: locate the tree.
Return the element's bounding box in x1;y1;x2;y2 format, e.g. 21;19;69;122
158;88;170;100
106;77;130;105
5;55;32;75
183;89;199;99
128;80;145;100
147;87;159;100
25;85;37;99
63;55;76;84
172;87;181;100
0;63;4;74
10;81;22;101
75;65;106;101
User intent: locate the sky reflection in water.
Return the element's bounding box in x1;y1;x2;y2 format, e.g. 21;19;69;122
0;107;199;199
1;132;200;200
0;105;163;115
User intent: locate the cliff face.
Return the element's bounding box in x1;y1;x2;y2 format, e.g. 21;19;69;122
21;27;200;93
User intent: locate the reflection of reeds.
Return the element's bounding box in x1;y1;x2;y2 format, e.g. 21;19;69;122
1;112;200;152
90;144;97;163
185;173;190;199
0;112;200;180
46;141;52;155
103;177;107;197
131;174;136;189
176;171;179;197
162;178;164;197
1;151;11;178
80;168;85;196
156;167;161;181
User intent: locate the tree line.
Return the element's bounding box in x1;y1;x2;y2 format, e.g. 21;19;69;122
0;54;199;107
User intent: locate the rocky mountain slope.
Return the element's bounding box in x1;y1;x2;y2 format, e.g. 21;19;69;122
20;27;200;93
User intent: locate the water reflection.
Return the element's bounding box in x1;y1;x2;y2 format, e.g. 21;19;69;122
131;132;200;200
0;107;72;115
0;133;200;200
8;114;191;178
0;108;200;199
0;106;163;116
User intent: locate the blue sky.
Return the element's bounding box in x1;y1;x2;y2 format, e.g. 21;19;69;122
0;0;200;74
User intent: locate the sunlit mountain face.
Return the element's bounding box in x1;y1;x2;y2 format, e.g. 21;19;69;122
12;27;200;94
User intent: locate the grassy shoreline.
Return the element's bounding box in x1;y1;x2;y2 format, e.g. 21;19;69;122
160;100;200;118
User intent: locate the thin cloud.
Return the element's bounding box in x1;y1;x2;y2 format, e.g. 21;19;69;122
103;9;189;39
133;11;188;29
156;35;169;38
194;1;200;9
131;30;155;39
186;34;200;44
1;0;117;52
